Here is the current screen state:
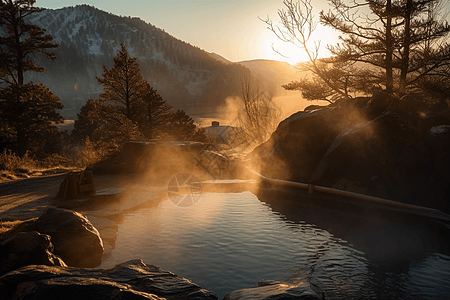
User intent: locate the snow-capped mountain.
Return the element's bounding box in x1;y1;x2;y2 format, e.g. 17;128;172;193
24;5;252;119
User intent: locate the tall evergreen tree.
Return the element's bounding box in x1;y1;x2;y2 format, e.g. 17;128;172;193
94;43;176;144
96;42;147;122
138;84;172;139
0;0;62;156
321;0;450;96
71;98;101;143
265;0;450;103
166;109;206;142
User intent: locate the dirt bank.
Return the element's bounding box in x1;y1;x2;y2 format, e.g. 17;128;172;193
0;171;170;221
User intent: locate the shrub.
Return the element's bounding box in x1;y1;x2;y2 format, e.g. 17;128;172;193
75;137;107;168
0;150;37;173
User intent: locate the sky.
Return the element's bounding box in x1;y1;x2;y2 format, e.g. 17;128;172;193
36;0;340;65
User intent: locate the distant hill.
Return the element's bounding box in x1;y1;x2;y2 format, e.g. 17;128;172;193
24;5;252;119
208;53;232;65
238;59;301;95
236;59;314;118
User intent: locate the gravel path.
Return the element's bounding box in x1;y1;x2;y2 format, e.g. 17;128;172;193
0;173;69;220
0;171;171;220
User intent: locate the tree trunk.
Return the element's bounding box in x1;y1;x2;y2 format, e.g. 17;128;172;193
400;0;413;93
385;0;394;95
147;104;153;139
17;126;27;157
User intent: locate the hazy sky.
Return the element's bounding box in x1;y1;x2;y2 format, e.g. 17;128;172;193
36;0;340;65
36;0;450;64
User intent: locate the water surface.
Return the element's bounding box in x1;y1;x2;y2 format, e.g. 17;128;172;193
100;192;450;299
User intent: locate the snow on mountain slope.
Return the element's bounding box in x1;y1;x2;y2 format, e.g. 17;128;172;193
22;5;251;118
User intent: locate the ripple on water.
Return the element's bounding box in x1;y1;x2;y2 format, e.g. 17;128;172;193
100;191;450;299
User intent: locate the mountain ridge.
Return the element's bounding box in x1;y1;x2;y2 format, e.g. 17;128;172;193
24;5;253;119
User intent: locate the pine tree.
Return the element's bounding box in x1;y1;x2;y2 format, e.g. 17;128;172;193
265;0;450;103
321;0;450;96
96;42;147;121
71;98;101;144
0;0;62;156
166;110;206;141
94;43;175;144
138;84;172;139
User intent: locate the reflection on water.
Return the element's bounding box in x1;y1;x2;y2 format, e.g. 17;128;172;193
100;192;450;299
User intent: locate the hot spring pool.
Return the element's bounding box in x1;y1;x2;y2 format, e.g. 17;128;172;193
100;191;450;299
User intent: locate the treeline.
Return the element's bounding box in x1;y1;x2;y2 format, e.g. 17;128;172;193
71;42;207;162
0;1;206;168
268;0;450;109
25;5;251;113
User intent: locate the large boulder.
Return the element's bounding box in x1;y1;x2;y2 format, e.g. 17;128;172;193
82;214;119;256
311;110;422;198
311;109;450;209
90;141;206;174
224;280;323;300
0;231;66;276
248;93;450;212
248;97;372;182
0;259;217;300
35;208;103;268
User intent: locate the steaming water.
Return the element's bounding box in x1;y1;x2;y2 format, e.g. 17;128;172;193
100;192;450;299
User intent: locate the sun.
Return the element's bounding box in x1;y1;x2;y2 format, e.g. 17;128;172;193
259;24;338;65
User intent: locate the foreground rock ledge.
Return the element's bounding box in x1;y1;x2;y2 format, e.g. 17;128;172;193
0;259;217;300
35;207;104;268
224;279;323;300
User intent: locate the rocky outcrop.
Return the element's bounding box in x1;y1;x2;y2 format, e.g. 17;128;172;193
248;93;450;212
224;280;323;300
90;141;206;174
248;96;372;182
0;231;66;276
35;207;103;268
0;259;217;300
82;214;119;256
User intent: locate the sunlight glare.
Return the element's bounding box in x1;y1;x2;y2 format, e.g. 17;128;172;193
260;23;338;65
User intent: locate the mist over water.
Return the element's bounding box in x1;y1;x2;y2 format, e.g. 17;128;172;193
100;192;450;299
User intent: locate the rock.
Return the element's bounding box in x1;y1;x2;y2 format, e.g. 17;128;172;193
84;215;118;232
248;92;450;213
35;207;103;268
83;208;124;224
363;91;390;118
0;231;66;276
310;108;450;207
83;215;119;255
0;259;217;300
89;141;206;174
422;126;450;212
0;219;38;242
224;280;323;300
304;105;326;112
311;110;421;195
248;99;371;182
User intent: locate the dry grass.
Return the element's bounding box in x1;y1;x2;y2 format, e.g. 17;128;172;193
0;219;24;234
0;218;39;242
0;219;26;242
0;150;37;173
74;138;109;168
0;150;76;183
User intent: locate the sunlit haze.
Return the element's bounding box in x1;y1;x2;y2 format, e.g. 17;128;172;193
37;0;339;65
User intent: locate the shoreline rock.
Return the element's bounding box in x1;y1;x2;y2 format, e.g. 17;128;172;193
248;93;450;213
35;207;104;268
0;231;66;276
0;259;218;300
224;279;323;300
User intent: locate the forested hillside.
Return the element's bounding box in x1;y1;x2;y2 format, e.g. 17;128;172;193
24;4;252;118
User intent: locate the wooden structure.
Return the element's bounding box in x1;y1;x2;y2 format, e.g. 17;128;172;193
57;171;96;200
